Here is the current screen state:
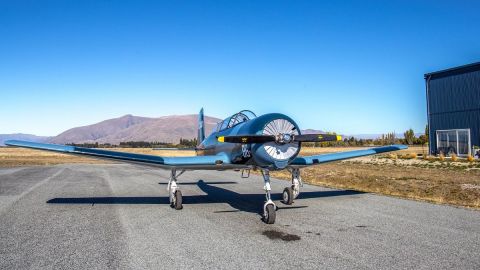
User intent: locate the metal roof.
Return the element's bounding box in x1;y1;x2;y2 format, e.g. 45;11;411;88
424;61;480;79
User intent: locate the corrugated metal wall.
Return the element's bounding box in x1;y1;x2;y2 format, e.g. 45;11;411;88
426;69;480;154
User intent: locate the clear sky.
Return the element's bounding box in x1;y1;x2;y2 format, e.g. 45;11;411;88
1;0;479;136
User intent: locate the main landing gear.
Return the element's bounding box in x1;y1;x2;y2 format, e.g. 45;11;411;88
167;167;302;225
261;168;303;224
282;168;302;205
168;169;185;210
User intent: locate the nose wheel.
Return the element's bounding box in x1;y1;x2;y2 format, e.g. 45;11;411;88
263;203;276;224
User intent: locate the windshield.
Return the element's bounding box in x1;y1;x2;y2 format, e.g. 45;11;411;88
215;110;256;132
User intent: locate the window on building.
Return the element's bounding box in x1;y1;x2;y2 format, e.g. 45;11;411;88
436;129;471;156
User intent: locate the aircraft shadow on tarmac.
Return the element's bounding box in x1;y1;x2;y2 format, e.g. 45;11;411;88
47;180;363;216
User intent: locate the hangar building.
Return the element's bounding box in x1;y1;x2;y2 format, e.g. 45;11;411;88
425;62;480;156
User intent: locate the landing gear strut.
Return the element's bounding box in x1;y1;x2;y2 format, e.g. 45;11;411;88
282;168;302;205
168;169;185;210
261;169;276;224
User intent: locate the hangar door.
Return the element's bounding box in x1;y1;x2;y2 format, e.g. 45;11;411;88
436;129;471;156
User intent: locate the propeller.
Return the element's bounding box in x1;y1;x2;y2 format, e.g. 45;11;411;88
217;134;342;144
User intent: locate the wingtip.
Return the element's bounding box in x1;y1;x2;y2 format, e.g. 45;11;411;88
217;136;225;143
4;140;18;146
393;144;408;150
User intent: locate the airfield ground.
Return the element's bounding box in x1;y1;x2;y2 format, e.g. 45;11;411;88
0;146;479;209
0;164;479;269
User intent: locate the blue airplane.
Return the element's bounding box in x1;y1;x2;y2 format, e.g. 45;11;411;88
6;109;407;224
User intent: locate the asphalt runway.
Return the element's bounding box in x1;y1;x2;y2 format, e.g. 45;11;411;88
0;164;479;269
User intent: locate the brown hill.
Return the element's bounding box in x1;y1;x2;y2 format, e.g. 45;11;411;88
49;114;221;144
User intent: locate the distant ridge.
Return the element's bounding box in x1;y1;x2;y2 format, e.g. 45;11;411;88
0;133;50;146
4;115;415;146
301;129;325;134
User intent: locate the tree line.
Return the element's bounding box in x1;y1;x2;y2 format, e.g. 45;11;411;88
67;138;198;148
303;125;429;147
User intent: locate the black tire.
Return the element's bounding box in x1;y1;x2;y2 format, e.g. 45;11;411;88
173;190;183;210
282;187;294;205
264;204;276;224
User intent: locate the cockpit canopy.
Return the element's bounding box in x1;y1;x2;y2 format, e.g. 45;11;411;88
214;110;257;132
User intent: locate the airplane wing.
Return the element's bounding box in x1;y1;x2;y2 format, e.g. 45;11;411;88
290;145;407;167
4;140;249;170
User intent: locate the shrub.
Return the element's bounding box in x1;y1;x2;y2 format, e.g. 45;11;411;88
439;153;445;161
387;153;397;160
409;153;417;159
467;155;474;162
451;153;458;162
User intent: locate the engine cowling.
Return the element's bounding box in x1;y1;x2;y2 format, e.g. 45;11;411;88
247;114;301;169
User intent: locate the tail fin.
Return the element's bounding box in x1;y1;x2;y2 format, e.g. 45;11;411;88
197;108;205;145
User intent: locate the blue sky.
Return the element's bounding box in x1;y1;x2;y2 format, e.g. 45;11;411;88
1;0;479;136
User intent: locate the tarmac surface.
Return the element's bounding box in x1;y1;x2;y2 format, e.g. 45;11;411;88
0;164;479;269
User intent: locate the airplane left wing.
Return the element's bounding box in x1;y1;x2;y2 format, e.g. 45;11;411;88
291;144;407;167
4;140;248;170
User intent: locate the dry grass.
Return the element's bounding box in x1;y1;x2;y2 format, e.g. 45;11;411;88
273;146;480;209
269;161;480;209
2;146;479;209
0;147;195;167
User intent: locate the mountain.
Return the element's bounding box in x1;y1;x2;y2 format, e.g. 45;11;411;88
48;115;151;144
3;117;423;146
48;119;339;145
49;114;221;144
301;129;325;134
0;134;51;146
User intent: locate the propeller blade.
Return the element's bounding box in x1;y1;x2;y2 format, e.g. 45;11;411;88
293;134;342;142
218;133;342;144
217;135;275;144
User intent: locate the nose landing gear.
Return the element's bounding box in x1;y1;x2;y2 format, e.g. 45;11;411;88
261;169;276;224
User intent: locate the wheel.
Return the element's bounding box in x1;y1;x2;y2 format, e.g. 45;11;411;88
263;204;276;224
171;190;183;210
282;187;294;205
